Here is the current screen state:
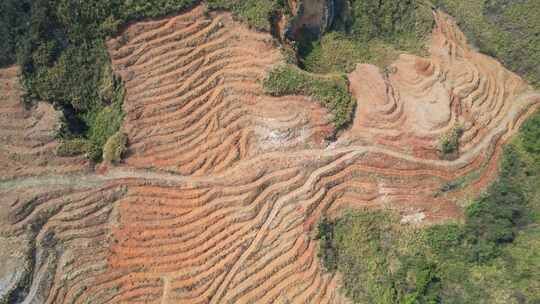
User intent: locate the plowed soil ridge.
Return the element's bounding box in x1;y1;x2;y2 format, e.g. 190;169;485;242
345;13;534;161
1;6;539;304
107;5;333;176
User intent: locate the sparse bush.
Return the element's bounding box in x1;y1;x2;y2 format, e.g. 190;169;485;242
439;125;464;157
280;45;297;65
439;179;463;193
55;138;89;157
263;64;355;130
103;132;127;163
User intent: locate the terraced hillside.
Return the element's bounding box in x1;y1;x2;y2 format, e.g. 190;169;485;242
346;12;533;160
107;5;333;176
0;4;539;304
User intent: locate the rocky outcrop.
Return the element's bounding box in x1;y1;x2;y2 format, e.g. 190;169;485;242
284;0;336;40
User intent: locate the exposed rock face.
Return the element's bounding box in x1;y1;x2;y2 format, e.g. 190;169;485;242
0;6;539;304
285;0;336;40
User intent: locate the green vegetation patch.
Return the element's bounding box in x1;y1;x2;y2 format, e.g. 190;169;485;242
86;101;125;162
521;111;540;155
207;0;287;31
299;0;434;74
0;0;31;67
318;110;540;303
301;32;383;74
347;0;434;43
317;211;441;303
263;64;355;130
439;124;464;158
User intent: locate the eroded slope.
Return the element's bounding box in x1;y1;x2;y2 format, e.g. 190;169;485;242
0;5;539;304
106;6;333;176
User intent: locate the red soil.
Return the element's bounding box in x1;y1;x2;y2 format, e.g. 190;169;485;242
106;6;333;176
0;6;539;304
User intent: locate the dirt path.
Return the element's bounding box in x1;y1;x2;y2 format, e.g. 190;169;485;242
2;86;538;191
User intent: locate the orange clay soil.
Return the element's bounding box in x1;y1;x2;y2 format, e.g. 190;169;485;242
1;5;539;304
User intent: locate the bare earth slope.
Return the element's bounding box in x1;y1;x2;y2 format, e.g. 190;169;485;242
0;6;539;304
107;5;333;176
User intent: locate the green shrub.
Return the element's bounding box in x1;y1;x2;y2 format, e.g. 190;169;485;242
234;0;278;31
263;64;355;129
103;132;128;163
321;211;442;304
119;0;199;21
521;110;540;155
425;224;464;255
207;0;285;31
316;217;338;271
86;102;124;162
439;125;464;157
330;211;397;303
465;183;525;239
301;32;368;73
348;0;433;43
26;41;110;112
398;257;441;304
0;0;31;67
